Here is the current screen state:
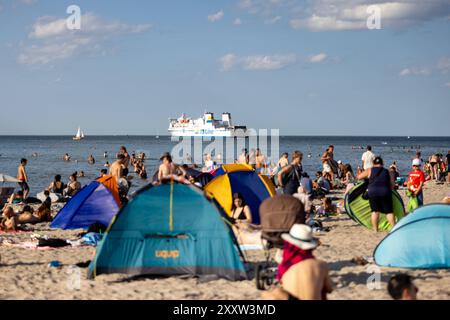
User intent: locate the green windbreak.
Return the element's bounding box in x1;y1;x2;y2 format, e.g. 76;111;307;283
344;182;405;231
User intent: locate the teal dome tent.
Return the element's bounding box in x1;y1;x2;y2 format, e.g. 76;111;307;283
374;204;450;269
88;179;247;281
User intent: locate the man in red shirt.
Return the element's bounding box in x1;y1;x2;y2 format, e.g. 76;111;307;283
407;159;425;206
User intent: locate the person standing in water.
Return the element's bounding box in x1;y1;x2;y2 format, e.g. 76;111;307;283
117;146;131;176
110;154;125;181
17;158;29;199
357;156;395;232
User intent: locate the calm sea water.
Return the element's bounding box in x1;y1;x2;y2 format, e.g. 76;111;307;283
0;135;448;196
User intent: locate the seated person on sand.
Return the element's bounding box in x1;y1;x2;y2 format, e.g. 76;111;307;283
47;174;66;195
230;193;252;228
1;207;17;231
388;274;418;300
293;186;313;216
64;173;81;197
262;224;332;300
7;190;24;205
313;172;331;197
315;197;339;217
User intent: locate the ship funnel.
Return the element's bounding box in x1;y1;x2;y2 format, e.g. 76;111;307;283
222;112;231;126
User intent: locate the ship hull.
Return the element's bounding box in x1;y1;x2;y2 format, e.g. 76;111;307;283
169;129;246;137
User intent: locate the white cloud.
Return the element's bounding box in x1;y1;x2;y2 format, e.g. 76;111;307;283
290;15;364;31
220;53;296;71
283;0;450;31
399;67;431;77
220;54;238;71
242;54;296;70
208;10;224;22
18;13;151;65
265;16;282;24
309;53;328;63
238;0;290;16
233;18;243;25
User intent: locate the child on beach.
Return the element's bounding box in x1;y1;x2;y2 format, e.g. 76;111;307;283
315;198;339;217
407;159;425;207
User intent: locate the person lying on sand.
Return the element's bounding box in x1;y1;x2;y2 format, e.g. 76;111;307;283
388;274;418;300
262;224;333;300
15;205;41;225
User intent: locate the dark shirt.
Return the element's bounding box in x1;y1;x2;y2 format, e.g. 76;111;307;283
284;164;303;195
368;167;391;197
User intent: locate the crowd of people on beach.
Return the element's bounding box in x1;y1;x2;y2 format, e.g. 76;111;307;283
1;142;449;300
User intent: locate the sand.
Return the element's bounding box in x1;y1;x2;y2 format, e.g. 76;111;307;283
0;181;449;300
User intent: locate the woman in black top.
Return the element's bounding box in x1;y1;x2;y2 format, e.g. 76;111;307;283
357;156;395;232
47;174;65;194
230;193;252;225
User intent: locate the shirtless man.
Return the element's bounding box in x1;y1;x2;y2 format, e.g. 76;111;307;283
110;154;125;181
158;153;183;181
17;158;29;198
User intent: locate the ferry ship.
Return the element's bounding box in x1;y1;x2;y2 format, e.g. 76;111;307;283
168;112;247;137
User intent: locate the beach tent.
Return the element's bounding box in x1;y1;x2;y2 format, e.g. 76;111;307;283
88;180;246;281
50;175;120;230
374;204;450;269
212;163;254;177
204;165;276;225
344;181;405;231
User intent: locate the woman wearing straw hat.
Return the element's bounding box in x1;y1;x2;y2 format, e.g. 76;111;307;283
276;224;333;300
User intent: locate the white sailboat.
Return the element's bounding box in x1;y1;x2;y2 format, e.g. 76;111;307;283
73;126;85;140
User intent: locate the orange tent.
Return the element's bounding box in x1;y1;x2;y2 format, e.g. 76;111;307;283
96;175;121;206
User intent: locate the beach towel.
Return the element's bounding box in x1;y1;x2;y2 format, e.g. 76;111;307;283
81;232;103;246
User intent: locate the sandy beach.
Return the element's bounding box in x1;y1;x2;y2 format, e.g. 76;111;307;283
1;181;448;300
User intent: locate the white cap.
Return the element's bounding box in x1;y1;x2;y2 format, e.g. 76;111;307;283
412;159;421;166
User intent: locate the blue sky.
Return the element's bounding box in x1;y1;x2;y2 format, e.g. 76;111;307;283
0;0;449;136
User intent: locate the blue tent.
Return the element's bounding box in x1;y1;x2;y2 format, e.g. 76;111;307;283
88;181;247;281
50;181;120;230
374;204;450;269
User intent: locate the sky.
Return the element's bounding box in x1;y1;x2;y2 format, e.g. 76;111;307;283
0;0;449;136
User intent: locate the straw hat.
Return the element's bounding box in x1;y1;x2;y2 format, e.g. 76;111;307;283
281;224;318;250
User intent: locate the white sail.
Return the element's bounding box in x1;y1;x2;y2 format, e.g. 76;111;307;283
81;130;85;138
76;127;81;138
